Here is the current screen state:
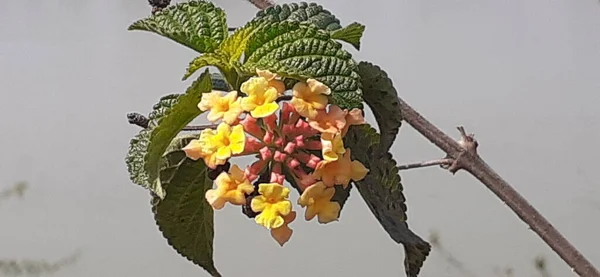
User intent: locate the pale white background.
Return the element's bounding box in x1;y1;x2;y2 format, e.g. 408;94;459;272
1;0;599;276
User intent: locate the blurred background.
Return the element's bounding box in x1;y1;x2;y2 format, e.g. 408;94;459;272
1;0;599;276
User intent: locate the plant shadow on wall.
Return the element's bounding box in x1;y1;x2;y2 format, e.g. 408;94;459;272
0;182;82;276
123;1;600;277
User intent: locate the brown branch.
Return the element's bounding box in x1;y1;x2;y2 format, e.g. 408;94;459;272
398;98;600;277
181;124;217;131
397;158;453;171
226;1;600;276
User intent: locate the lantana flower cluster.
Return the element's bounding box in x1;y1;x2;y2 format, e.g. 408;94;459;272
183;69;369;246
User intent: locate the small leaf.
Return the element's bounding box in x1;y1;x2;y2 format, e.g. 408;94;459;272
344;124;430;277
128;0;228;53
243;21;363;110
183;23;261;82
252;2;342;31
144;70;213;199
182;52;229;81
331;22;366;50
153;137;220;276
357;61;402;153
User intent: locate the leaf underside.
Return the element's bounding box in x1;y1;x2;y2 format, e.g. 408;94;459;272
144;70;213;199
153;135;220;276
243;20;363;110
344;124;430;277
357;61;403;153
128;0;228;53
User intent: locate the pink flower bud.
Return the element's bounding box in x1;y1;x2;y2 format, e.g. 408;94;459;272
294;135;305;148
275;137;285;147
286;158;300;169
245;159;267;182
270;164;285;184
259;146;272;160
291;167;317;191
263;114;277;130
263;131;274;144
283;142;296;154
281;102;293;123
273;150;287;162
240;115;264;138
243;136;264;154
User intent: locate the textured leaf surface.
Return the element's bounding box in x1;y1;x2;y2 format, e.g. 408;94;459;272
182;52;229;81
252;2;342;31
244;21;363;109
153;136;219;276
126;129;166;197
331;22;365;50
344;124;430;277
183;23;261;83
128;0;227;53
144;70;212;199
357;61;402;153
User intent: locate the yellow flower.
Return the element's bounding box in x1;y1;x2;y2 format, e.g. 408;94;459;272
182;129;226;169
205;165;254;210
240;74;280;118
297;182;340;224
198;90;243;124
256;69;286;95
321;132;346;161
312;149;369;188
290;79;331;120
209;122;246;160
270;211;296;246
251;183;292;229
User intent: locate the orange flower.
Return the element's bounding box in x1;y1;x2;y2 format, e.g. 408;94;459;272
270;211;296;246
290;79;331;120
297;182;340;224
320;132;345;162
312;149;369;188
205;165;254;209
340;108;366;137
308;105;347;135
256;69;286;95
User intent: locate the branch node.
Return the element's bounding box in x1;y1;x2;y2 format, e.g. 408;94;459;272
443;126;479;174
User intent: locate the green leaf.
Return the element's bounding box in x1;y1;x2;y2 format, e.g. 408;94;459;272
144;70;213;199
183;23;261;84
331;22;366;50
182;52;230;81
243;21;363;110
128;0;228;53
252;2;342;31
344;124;430;277
126;126;164;197
153;137;220;276
357;61;402;153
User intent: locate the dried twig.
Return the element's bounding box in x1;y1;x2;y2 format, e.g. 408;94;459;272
398;98;599;277
397;158;453;171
